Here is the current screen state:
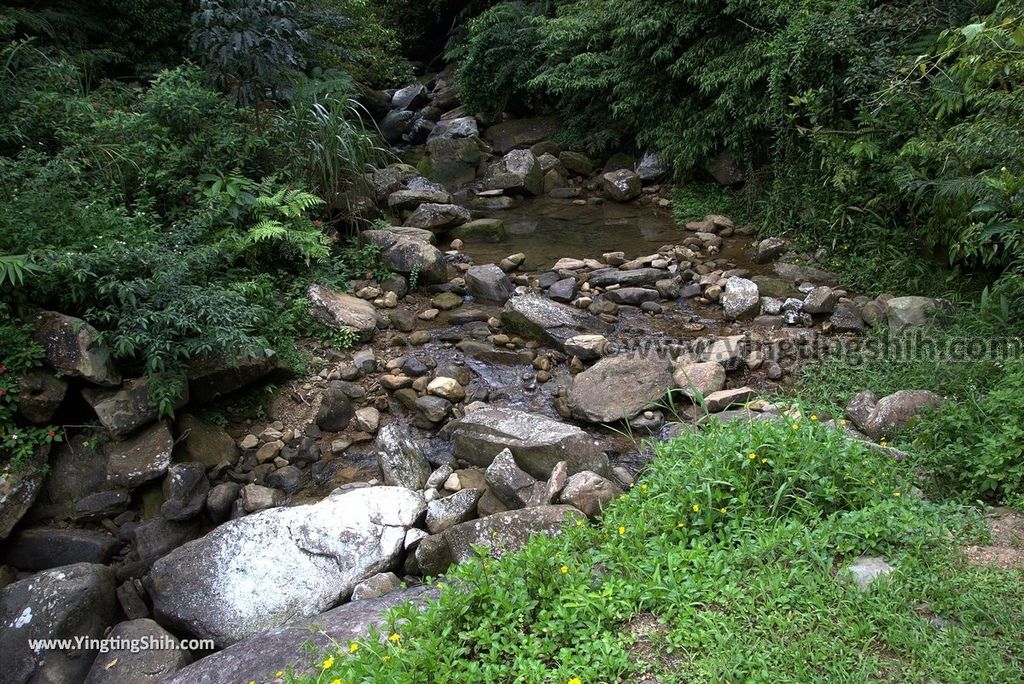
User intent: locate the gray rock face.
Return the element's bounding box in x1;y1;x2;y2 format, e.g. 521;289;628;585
83;377;187;439
466;264;515;303
361;230;448;284
31;310;121;386
427;137;488;189
722;277;760;321
391;83;427;111
450;406;608;479
406;203;471;232
599;169;642;202
0;563;117;684
161;463;209;522
502;293;610;351
187;350;283;405
84;618;192;684
753;237;789;264
441;505;580;564
564;334;609;362
161;587;436;684
558;471;621;518
150;486;426;647
351;572;402;601
568;353;674;423
376;425;431;490
845;390;877;431
176;414;236;469
307;285;379;342
672;360;726;400
105;421;174;489
0;444;48;540
427;116;479;141
886;296;944;332
17;370;67;424
3;528;120;570
425;489;483;534
484;149;543;196
636;152;666;182
861;390;943;440
802;286;839;315
484;116;560;154
485;449;543;509
387;183;453;213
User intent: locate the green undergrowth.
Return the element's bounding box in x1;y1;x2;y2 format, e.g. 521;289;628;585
290;416;1022;684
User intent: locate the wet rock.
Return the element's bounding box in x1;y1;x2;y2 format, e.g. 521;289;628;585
0;444;48;540
450;406;608;479
564;334;609;362
103;424;174;492
426;489;483;534
559;151;594;176
636;152;666;182
379;110;415;144
558;471;621;518
83;377;187;439
416;396;452;424
604;287;659;306
16;370;67;424
861;390;942;440
672;361;726;400
484;149;544;196
84;618;192;683
722;277;760;321
441;505;580;564
30;310;121;386
405;203;471;232
161;587;436;684
361;230;448;284
485;449;544;509
502;293;610;351
151;487;426;647
548;277;577;303
802;286;839;315
3;528;120;570
484;116;560;154
588;268;665;288
599;169;642;202
307;285;379;342
316;388;355;432
0;563;116;684
466;264;515;303
392;83;427;111
387;184;453;213
160;463;209;521
375;425;431;489
568;353;674;423
451;219;508;245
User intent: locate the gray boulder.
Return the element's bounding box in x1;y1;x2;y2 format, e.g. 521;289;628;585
886;296;945;332
441;505;580;564
502;293;610;351
861;390;943;440
450;406;608;479
753;237;789;264
361;230;448;284
722;277;760;321
485;448;544;509
17;370;67;424
425;489;483;534
0;444;48;540
83;377;187;439
176;414;236;469
427;116;479;141
160;462;209;521
406;203;471;232
3;528;120;570
558;471;621;518
803;286;839;315
307;284;380;342
484;116;560;154
391;83;427;111
599;169;642;202
568;353;674;423
316;388;354;432
376;425;431;489
379;110;415;144
30;310;121;386
672;360;726;400
105;421;174;489
484;149;543;196
150;486;426;647
186;350;283;404
84;619;192;684
466;264;515;303
426;137;488;189
0;563;117;684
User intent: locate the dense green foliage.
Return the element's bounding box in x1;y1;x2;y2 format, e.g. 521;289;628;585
296;417;1022;683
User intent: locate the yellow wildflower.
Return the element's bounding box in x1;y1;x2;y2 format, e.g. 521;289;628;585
748;452;757;460
719;507;727;514
382;655;391;663
640;483;649;492
349;643;360;654
575;518;585;527
560;565;569;574
331;680;342;684
617;525;626;535
275;673;283;678
568;678;583;684
692;503;700;513
760;458;767;464
893;491;901;497
389;633;401;643
811;415;818;421
322;656;335;669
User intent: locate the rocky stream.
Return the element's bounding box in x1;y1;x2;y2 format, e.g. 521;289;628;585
0;71;951;684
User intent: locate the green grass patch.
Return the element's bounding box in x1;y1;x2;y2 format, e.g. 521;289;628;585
289;417;1022;683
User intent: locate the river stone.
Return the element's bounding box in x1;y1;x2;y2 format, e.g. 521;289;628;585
587;268;665;288
71;489;130;523
451;218;507;242
484;149;543;196
604;287;659;306
722;277;760;320
754;237;789;264
83;377;187;439
132;517;201;564
830;303;866;332
703;387;756;413
379;110;415;144
0;444;48;540
599;169;642;202
361;230;448;284
105;421;174;489
485;448;544;509
3;528;120;570
568;353;674;423
160;462;209;521
861;390;943;440
564;334;609;362
17;369;67;424
30;310;121;386
375;425;431;489
161;587;436;684
636;152;666;182
485;116;560;154
558;471;621;518
187;349;283;404
426;137;488;189
673;361;726;400
391;83;427;111
425;488;483;534
548;277;577;303
406;203;471;232
84;618;192;683
350;572;403;601
428;115;479;141
803;286;839;315
466;264;515;303
502;293;610;351
559;151;594;176
307;285;379;342
450;406;608;479
0;563;117;684
176;414;236;469
316;388;354;432
773;261;840;285
442;505;580;564
387;186;453;213
150;486;426;647
886;296;944;332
